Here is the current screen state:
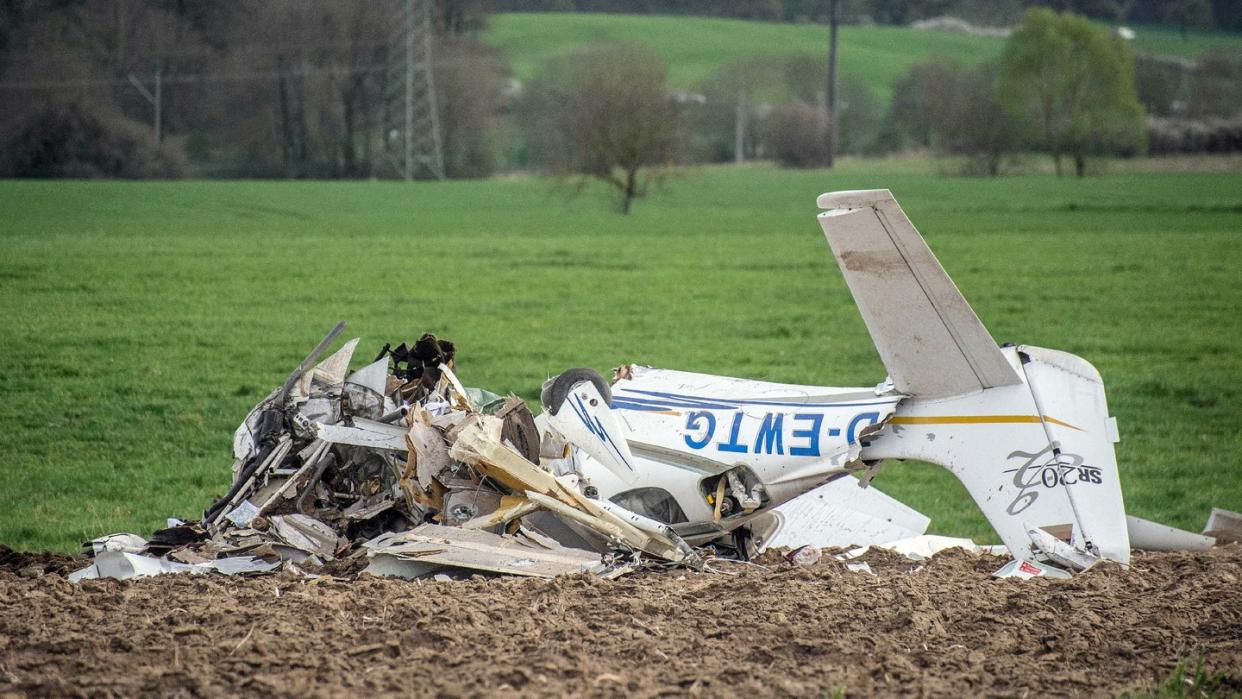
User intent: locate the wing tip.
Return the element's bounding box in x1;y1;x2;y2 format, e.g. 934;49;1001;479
816;189;894;211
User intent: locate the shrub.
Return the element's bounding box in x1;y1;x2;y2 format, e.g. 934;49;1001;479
1147;116;1242;154
768;100;830;168
2;101;186;178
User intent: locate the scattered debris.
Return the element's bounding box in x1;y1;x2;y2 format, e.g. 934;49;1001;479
992;558;1073;580
785;545;821;567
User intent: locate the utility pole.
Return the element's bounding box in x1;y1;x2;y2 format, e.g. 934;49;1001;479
154;67;161;147
128;67;162;147
389;0;445;180
735;89;746;164
404;8;413;180
825;0;839;168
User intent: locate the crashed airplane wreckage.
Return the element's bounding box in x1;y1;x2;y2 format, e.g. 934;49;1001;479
73;189;1234;583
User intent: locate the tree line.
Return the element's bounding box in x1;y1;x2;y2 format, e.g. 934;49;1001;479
0;0;498;178
0;1;1239;199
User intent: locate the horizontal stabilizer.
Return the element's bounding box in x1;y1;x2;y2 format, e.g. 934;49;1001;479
817;189;1021;398
1127;515;1215;551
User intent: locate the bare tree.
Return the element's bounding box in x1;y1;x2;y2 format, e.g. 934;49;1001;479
526;44;682;214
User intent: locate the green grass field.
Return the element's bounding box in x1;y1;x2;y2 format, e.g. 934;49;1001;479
484;13;1242;99
2;164;1240;553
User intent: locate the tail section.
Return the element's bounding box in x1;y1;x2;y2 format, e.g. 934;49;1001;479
817;190;1130;570
861;345;1129;567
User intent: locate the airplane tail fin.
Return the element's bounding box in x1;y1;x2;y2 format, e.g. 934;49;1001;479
816;190;1021;399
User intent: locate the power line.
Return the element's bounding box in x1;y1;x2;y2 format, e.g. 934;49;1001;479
0;62;446;90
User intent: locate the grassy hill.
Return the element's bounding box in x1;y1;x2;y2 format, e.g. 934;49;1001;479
484;12;1242;100
1;164;1240;552
485;12;1000;100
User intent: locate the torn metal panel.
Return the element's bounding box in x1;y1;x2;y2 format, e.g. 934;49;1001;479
345;358;390;398
1203;508;1242;544
314;419;408;451
437;364;474;411
524;491;627;542
267;514;342;559
404;409;451;490
69;551;279;581
1027;527;1098;571
543;372;638;484
450;417;694;563
292;337;359;399
363;554;444;580
343;498;396;521
364;524;607;578
460;496;540;530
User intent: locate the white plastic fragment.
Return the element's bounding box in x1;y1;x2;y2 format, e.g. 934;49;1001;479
786;545;821;567
879;534;998;560
89;533;148;555
992;559;1072;580
1026;527;1099;571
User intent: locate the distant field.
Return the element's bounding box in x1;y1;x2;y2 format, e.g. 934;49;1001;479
1127;22;1242;58
485;13;1242;98
486;13;998;99
1;164;1240;552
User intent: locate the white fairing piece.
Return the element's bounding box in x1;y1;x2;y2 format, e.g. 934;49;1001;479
757;474;930;551
545;379;639;484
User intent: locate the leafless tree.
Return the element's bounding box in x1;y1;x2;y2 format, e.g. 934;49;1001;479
526;44;682;214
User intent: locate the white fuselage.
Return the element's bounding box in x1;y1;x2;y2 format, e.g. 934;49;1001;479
571;366;902;539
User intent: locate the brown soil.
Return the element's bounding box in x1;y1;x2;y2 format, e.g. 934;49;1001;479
1;545;1240;698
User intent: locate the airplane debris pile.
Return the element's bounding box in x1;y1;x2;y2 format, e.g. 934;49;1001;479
70;323;698;582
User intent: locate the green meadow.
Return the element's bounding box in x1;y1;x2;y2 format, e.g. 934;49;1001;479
1;163;1240;552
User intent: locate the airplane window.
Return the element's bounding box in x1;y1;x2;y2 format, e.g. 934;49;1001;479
609;487;689;525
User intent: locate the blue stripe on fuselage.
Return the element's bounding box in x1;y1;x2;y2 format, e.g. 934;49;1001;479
614;387;899;410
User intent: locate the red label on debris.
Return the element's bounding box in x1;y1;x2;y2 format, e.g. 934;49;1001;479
1018;561;1043;576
